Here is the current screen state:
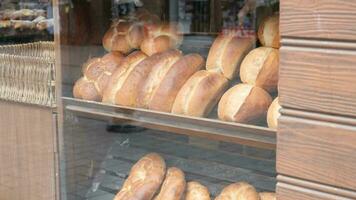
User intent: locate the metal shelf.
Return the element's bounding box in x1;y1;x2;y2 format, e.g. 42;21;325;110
63;97;276;149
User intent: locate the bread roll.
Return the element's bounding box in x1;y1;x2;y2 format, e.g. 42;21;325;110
259;192;276;200
115;50;182;107
73;52;124;101
267;97;281;129
114;153;166;200
185;181;211;200
258;15;280;48
138;53;204;112
206;34;254;80
240;47;279;92
154;167;186;200
218;84;272;123
140;23;183;56
103;20;144;54
172;70;228;117
102;51;148;104
215;182;260;200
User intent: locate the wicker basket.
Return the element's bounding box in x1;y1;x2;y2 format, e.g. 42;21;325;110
0;41;55;107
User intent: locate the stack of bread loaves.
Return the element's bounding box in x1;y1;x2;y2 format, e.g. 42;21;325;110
113;153;276;200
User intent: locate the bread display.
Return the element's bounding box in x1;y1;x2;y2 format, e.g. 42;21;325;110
258;15;280;49
114;153;166;200
215;182;260;200
240;47;279;92
103;20;145;54
259;192;276;200
172;70;228;117
154;167;186;200
218;84;272;123
73;52;124;101
206;34;254;80
140;23;183;56
102;51;148;104
137;53;204;112
113;50;182;107
267;97;281;129
185;181;211;200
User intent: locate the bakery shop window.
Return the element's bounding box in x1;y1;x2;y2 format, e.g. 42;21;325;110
59;0;279;199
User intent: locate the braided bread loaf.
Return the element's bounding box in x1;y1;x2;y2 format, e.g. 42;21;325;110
140;23;183;56
73;52;124;101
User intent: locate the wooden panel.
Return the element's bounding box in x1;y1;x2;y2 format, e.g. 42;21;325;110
0;101;56;200
280;0;356;41
279;46;356;117
277;114;356;191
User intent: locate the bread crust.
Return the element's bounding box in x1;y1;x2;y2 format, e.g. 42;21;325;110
172;70;228;117
258;15;280;49
259;192;276;200
214;182;260;200
267;97;281;129
114;153;166;200
154;167;186;200
185;181;211;200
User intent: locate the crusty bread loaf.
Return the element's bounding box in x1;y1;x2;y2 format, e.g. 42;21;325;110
172;70;228;117
115;49;182;107
218;84;272;123
154;167;186;200
114;153;166;200
73;52;124;101
102;51;148;104
185;181;211;200
259;192;276;200
103;20;144;54
137;53;204;112
206;34;254;80
140;23;183;56
240;47;279;92
215;182;260;200
258;15;280;48
267;97;281;129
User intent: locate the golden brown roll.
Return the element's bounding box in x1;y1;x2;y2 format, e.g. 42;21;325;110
267;97;281;129
115;50;182;107
259;192;276;200
218;84;272;124
102;51;148;104
258;15;280;49
137;53;204;112
114;153;166;200
140;23;183;56
154;167;186;200
73;52;124;101
240;47;279;92
103;20;144;54
206;34;254;80
185;181;211;200
172;70;228;117
215;182;260;200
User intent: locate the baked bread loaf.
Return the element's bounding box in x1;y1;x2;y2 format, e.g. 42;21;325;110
185;181;211;200
102;51;148;104
154;167;186;200
258;15;280;48
115;50;182;107
240;47;279;92
259;192;276;200
114;153;166;200
215;182;260;200
73;52;124;101
206;34;254;80
140;23;183;56
267;97;281;129
103;20;144;54
172;70;228;117
218;84;272;123
137;53;204;112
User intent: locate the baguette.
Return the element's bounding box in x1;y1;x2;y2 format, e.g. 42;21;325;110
259;192;276;200
185;181;211;200
215;182;260;200
154;167;186;200
258;15;280;49
267;97;281;129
